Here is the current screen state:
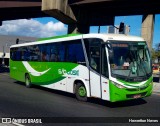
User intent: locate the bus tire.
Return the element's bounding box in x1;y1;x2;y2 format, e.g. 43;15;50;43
75;82;87;102
25;74;32;88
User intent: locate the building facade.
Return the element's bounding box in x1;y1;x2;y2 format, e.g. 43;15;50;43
108;25;130;34
0;35;37;66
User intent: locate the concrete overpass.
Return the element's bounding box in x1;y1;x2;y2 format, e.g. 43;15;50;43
0;0;160;49
0;0;47;25
42;0;160;49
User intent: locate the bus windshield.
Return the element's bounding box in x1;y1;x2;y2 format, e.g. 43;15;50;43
108;41;152;82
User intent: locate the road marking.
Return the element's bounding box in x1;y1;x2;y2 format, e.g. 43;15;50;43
12;122;25;126
0;73;9;76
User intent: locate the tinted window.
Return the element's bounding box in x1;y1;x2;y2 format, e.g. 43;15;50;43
66;40;85;64
21;47;29;61
10;48;18;61
40;44;50;61
10;39;85;64
28;46;40;61
50;43;65;62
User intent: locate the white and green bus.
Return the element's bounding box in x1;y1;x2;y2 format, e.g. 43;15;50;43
10;34;153;102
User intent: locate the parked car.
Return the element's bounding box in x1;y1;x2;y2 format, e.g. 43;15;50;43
152;64;160;74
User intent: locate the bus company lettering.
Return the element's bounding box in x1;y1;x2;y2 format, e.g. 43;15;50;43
58;68;79;76
2;118;42;124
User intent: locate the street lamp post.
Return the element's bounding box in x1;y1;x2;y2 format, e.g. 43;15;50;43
2;45;5;66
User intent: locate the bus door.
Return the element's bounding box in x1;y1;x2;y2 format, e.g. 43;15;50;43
89;46;101;98
101;45;109;101
89;44;109;100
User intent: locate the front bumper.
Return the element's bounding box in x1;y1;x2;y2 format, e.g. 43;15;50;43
109;81;153;102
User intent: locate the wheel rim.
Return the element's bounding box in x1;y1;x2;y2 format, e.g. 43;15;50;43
78;86;86;97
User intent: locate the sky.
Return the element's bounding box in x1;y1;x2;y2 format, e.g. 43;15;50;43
0;15;160;48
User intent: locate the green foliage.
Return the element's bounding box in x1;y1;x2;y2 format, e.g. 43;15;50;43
151;43;160;64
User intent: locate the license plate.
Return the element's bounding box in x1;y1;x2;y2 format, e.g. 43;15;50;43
133;94;141;98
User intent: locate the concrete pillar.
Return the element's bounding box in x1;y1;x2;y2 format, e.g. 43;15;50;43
68;24;90;34
141;14;155;50
42;0;76;24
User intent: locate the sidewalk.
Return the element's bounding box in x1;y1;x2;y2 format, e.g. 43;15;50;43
153;82;160;93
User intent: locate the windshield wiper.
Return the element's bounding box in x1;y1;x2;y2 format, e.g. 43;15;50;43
125;68;132;82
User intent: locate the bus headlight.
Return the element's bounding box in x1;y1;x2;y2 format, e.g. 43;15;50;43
111;81;126;89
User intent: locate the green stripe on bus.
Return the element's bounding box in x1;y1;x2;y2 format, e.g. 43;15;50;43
38;34;81;41
33;76;66;85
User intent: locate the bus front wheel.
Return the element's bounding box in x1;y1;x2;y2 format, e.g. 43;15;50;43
25;74;32;88
75;83;87;102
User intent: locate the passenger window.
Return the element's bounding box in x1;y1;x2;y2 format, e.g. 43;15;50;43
66;40;86;64
50;43;65;62
41;45;50;61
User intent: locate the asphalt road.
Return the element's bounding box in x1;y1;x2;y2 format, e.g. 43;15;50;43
0;73;160;126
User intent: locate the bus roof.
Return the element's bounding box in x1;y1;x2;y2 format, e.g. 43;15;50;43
10;33;145;48
38;33;144;42
83;33;145;42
